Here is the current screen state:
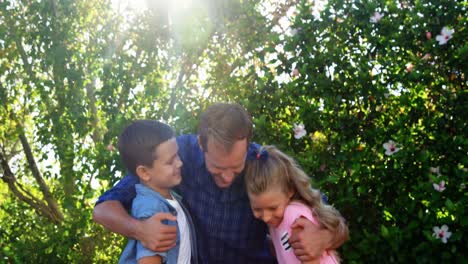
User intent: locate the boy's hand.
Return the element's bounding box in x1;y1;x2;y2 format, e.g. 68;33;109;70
290;217;331;262
137;212;178;252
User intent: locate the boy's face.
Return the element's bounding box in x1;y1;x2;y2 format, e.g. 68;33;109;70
138;138;182;197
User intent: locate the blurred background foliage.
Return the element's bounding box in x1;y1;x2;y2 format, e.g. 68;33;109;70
0;0;466;263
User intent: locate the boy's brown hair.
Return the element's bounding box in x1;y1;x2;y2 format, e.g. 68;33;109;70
118;120;174;175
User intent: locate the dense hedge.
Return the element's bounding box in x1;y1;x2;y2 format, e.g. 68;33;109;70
245;0;467;262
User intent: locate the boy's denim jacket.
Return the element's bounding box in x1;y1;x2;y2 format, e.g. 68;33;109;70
119;183;198;264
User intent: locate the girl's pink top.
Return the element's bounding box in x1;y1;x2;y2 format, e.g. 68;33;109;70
269;202;339;264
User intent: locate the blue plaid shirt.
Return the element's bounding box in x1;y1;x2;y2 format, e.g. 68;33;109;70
96;134;275;264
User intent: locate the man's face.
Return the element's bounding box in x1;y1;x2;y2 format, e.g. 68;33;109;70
203;138;248;188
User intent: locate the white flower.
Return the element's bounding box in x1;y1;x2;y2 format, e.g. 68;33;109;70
370;12;384;23
433;181;446;192
435;27;454;45
432;225;452;243
289;28;298;36
311;0;327;19
293;123;307;139
405;62;414;73
422;53;431;60
383;140;400;155
314;0;326;12
426;32;432;40
430;166;442;176
107;144;115;152
292;68;300;77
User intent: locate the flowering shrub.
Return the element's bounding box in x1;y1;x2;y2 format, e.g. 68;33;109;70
247;0;466;262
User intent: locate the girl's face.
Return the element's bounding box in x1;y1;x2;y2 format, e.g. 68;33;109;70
248;187;293;228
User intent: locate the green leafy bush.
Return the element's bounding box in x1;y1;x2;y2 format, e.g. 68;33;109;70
246;0;467;262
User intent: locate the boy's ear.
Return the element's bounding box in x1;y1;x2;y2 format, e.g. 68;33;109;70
135;165;150;181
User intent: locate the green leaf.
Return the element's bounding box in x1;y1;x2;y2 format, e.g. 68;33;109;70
381;225;389;238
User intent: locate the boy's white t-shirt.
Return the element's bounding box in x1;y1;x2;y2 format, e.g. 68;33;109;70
167;197;191;264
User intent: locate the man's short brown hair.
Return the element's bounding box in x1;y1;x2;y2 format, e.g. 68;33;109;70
198;103;253;152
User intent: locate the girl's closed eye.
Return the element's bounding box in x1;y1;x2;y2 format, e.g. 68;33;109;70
248;189;291;227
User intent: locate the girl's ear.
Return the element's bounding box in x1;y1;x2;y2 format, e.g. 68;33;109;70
287;189;295;199
136;165;150;181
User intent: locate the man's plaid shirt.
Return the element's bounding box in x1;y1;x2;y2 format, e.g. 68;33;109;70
96;134;275;264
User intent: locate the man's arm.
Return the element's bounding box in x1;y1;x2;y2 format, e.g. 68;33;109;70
289;216;348;262
93;200;178;252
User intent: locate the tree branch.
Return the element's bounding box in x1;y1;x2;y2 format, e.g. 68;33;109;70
166;60;187;118
86;80;103;142
18;129;64;222
166;35;212;118
0;148;63;224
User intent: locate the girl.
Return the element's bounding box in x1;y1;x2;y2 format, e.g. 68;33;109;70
245;145;348;264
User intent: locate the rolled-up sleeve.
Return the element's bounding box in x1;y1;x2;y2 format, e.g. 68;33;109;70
95;174;139;212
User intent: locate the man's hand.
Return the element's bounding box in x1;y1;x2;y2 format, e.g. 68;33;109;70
289;217;332;263
92;202;178;252
137;212;178;252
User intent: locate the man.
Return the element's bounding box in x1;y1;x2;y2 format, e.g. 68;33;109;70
93;103;347;263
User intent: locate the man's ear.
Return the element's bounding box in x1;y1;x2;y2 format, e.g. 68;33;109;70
135;165;150;181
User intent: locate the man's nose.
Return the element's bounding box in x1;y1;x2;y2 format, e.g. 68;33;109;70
221;170;235;182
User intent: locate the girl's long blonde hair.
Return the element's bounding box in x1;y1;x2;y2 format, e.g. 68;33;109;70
245;145;348;241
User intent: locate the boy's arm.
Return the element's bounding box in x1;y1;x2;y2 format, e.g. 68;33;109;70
289;217;348;262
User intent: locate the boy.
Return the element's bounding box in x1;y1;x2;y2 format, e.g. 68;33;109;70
117;120;198;264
